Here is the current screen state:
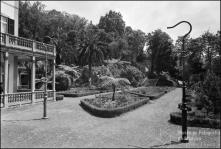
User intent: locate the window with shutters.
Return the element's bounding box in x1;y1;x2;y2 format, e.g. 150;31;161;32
8;18;14;35
1;16;8;33
0;16;14;35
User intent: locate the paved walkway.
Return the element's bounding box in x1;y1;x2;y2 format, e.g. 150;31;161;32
1;88;220;148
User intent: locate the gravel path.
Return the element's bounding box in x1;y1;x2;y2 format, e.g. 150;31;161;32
1;88;220;148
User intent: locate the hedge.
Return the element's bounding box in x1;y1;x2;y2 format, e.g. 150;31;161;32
170;112;220;129
80;97;150;118
56;95;64;101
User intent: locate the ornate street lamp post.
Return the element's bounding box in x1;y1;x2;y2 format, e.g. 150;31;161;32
42;43;48;119
167;21;192;143
41;36;56;119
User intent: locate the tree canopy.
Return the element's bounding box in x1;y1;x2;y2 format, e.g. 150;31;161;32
18;1;220;85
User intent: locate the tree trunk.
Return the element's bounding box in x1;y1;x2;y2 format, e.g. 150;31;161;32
112;84;115;101
56;49;61;65
89;54;92;87
209;50;212;72
150;57;154;74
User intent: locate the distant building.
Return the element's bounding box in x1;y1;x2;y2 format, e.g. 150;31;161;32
1;1;56;108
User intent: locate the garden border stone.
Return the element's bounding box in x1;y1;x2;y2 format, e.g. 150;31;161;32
57;91;100;97
170;112;220;129
126;90;166;100
57;88;122;97
80;97;150;118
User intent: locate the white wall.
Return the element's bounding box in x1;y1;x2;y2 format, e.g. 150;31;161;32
1;1;19;36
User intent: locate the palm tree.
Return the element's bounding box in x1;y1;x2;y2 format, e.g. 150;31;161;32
78;23;107;86
100;76;130;101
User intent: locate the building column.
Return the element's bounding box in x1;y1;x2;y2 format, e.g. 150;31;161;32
31;56;36;103
4;52;9;108
52;59;56;101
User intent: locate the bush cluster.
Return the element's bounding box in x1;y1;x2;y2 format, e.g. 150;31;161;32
55;71;72;91
192;71;221;114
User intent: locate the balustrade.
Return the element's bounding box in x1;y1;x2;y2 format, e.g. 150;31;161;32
35;90;54;100
36;41;54;53
0;91;54;108
0;33;6;44
35;91;44;99
7;92;32;104
0;32;55;56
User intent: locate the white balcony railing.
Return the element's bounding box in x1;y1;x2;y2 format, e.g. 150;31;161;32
0;32;55;56
0;90;55;108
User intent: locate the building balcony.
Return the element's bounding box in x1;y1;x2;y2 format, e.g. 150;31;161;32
0;32;56;59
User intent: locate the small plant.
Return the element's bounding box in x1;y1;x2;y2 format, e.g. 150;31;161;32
100;76;131;101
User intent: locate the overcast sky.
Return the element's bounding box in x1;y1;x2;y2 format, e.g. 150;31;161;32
40;1;220;42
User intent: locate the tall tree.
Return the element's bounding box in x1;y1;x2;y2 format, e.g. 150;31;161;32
124;29;146;63
98;10;125;38
146;29;176;76
78;23;107;86
19;1;46;40
201;31;219;72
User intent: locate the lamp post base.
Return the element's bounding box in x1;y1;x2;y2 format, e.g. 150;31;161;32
42;116;48;119
180;138;189;143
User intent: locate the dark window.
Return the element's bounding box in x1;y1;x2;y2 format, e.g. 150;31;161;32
20;74;29;85
8;18;14;35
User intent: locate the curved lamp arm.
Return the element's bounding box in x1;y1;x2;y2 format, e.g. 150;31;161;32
167;21;192;38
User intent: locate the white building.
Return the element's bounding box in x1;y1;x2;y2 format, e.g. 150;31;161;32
1;1;56;108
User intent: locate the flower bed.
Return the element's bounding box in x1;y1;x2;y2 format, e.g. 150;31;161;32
170;112;220;129
57;87;121;97
128;86;175;100
80;93;150;117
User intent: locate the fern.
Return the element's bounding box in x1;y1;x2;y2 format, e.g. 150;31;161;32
100;76;130;101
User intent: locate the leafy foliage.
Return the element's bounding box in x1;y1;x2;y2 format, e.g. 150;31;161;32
100;76;131;101
146;29;177;76
55;70;72;91
120;65;144;87
57;64;80;79
192;72;221;114
98;10;125;38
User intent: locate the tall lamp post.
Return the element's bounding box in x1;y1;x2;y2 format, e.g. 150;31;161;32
167;21;192;143
42;43;48;119
41;36;56;119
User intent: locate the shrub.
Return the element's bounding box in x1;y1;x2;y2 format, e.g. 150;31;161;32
75;66;99;87
57;64;80;78
56;95;64;101
93;65;113;77
55;71;72;91
108;63;124;78
120;65;144;87
75;60;145;88
193;71;221;114
156;75;173;86
212;56;221;78
57;64;80;86
147;72;157;79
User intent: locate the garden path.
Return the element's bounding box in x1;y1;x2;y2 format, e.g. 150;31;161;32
1;88;220;148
